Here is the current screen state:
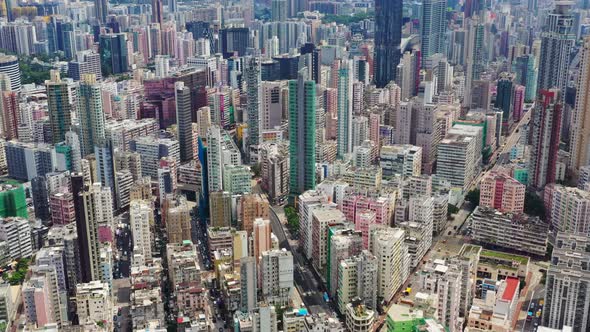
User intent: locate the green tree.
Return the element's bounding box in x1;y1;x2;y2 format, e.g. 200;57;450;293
447;204;459;218
322;12;374;25
3;258;30;285
524;192;546;220
251;163;261;178
284;206;300;236
466;189;480;206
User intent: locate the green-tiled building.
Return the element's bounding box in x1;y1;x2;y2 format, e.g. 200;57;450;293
0;180;27;218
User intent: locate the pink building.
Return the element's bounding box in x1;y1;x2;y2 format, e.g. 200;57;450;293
342;195;392;225
354;209;376;249
480;171;525;213
253;218;271;260
141;70;208;129
176;283;207;313
50;192;76;225
23;277;54;327
512;85;525;121
325;88;338;140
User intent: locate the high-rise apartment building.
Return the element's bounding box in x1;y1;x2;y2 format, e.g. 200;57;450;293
421;0;447;58
537;1;575;98
380;145;422;179
164;197;191;244
543;232;590;331
130;136;180;179
130;200;153;264
240;256;257;312
260;249;293;306
436;264;462;332
245;57;261;161
271;0;287;21
175;82;194;162
547;185;590;237
68;51;102;81
253;218;272;261
289;69;316;197
77;183;113;282
479;171;525;213
569;37;590;173
77;74;106;157
0;217;32;260
337;59;353;158
337;251;378;315
369;226;409;302
46;71;72;144
436;133;477;191
529;89;562;189
209;191;232;227
240;194;270;234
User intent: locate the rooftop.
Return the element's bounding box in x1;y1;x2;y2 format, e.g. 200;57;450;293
480;249;529;264
500;277;519;301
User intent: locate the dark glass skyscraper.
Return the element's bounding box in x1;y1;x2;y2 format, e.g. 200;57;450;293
99;33;128;76
374;0;403;88
94;0;108;24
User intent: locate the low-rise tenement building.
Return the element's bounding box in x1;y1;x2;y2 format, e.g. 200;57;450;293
166;241;204;317
386;304;447;332
75;281;112;329
283;308;308;332
477;250;529;281
465;277;520;332
479;171;525;213
470;206;548;256
344;299;375;332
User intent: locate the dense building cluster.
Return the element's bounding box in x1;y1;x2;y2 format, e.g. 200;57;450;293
0;0;586;331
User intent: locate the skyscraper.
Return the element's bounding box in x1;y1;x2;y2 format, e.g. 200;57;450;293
513;54;537;102
77;184;113;282
495;72;514;128
152;0;163;26
245;57;261;161
46;70;72;144
463;17;485;107
175;82;193;162
99;33;128;77
94;0;108;23
271;0;287;21
543;232;590;331
421;0;447;58
529;89;562;189
240;256;258;312
537;1;575;98
569;37;590;173
337;59;352;159
289;69;316;197
77;74;106;157
374;0;403;88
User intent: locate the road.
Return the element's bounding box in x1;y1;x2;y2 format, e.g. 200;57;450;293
463;106;531;197
115;212;132;279
375;110;534;331
113;278;131;332
268;205;336;316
